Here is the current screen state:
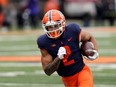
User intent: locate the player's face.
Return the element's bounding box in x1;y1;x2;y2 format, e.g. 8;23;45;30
45;23;61;31
44;22;63;39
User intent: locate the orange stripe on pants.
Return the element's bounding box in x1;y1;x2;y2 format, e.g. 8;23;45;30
62;65;93;87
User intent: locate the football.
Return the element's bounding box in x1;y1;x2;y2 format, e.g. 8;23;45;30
81;41;94;57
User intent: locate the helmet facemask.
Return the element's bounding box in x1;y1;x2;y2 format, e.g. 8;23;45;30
42;20;65;39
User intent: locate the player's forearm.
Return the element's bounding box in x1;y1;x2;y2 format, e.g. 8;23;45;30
89;36;98;51
44;57;61;76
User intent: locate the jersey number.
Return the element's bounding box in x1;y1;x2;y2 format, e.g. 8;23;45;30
63;46;75;66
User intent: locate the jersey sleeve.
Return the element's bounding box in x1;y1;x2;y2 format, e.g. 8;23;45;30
37;36;45;49
71;23;81;35
69;23;82;42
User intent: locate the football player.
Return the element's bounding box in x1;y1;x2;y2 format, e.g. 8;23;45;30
37;9;99;87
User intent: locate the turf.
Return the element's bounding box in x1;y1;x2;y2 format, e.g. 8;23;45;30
0;63;115;87
0;29;116;56
0;28;116;87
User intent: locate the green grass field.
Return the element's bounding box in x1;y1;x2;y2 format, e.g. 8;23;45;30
0;28;116;87
0;62;115;87
0;28;116;56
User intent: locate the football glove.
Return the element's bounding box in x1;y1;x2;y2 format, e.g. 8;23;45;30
57;47;66;59
86;49;99;60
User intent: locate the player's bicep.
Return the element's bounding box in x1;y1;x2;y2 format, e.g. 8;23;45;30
40;49;53;70
80;30;91;42
80;30;98;51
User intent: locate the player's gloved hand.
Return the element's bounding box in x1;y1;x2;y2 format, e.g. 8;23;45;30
86;49;99;60
57;47;66;59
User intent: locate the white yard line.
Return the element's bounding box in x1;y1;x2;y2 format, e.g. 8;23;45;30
0;63;115;77
0;63;116;69
100;49;116;54
0;63;41;67
87;64;116;69
0;83;64;87
0;70;47;77
94;85;116;87
94;33;114;38
98;41;111;46
0;83;115;87
0;36;36;41
0;71;58;77
0;51;40;56
0;70;115;77
0;45;37;51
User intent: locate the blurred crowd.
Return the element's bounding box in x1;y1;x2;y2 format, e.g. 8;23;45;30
0;0;116;31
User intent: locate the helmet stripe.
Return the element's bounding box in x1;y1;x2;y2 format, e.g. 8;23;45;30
48;10;52;22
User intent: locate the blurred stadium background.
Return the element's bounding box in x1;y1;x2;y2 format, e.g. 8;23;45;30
0;0;116;87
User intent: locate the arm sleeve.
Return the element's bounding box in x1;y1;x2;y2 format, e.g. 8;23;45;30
71;23;82;42
37;36;45;49
71;23;81;35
